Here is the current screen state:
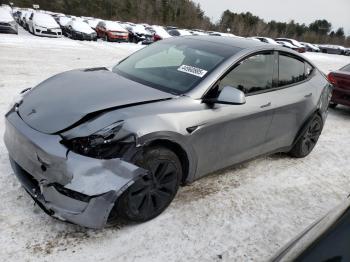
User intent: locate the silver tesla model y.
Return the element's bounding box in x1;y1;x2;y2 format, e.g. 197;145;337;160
4;36;332;228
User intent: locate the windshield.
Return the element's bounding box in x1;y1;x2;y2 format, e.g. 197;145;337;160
113;38;240;94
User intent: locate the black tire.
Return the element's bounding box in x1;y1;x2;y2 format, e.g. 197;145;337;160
329;102;338;109
289;114;323;158
113;146;182;223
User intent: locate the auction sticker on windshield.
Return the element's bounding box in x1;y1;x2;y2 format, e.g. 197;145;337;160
177;65;208;77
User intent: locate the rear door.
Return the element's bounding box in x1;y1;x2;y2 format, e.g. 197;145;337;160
263;52;317;152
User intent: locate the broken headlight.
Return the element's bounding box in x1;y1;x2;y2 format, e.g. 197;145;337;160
62;121;135;159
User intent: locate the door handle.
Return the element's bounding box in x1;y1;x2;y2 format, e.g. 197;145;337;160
304;93;312;98
260;102;271;108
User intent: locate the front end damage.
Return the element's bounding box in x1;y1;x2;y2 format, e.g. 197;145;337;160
4;110;147;229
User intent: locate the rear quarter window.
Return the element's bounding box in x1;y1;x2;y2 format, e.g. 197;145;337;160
278;54;306;87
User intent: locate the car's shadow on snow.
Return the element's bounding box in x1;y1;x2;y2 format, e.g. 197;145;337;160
329;106;350;117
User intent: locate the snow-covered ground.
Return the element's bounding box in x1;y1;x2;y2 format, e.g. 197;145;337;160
1;29;350;262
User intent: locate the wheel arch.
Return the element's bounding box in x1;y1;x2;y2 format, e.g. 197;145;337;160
292;109;323;147
146;139;190;185
136;132;197;185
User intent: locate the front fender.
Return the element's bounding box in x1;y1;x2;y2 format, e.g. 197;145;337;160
136;131;198;183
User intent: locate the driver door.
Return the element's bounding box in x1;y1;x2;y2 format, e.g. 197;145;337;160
191;52;277;177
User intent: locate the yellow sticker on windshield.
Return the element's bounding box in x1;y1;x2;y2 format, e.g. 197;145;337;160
177;65;208;77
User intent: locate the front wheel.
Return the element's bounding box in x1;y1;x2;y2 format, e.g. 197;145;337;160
289;114;323;158
112;147;182;223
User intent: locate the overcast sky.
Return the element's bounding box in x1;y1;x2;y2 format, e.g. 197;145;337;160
192;0;350;36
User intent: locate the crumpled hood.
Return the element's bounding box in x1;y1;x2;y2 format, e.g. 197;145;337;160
18;68;174;134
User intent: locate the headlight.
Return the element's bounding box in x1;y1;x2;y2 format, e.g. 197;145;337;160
35;24;46;29
61;121;135;159
8;88;31;111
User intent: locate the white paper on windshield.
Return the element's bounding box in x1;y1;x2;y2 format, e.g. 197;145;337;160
177;65;208;77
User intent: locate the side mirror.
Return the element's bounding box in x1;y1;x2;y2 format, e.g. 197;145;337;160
204;86;246;105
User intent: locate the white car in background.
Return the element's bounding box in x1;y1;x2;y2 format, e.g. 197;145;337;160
58;16;71;27
19;10;29;26
0;7;18;34
28;12;62;37
209;32;240;38
275;37;306;52
167;28;193;36
276;40;300;51
254;36;280;45
300;42;321;52
65;19;97;41
84;18;101;31
190;30;208;36
151;25;171;41
24;11;32;30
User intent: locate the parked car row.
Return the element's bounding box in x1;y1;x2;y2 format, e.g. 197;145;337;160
3;5;349;54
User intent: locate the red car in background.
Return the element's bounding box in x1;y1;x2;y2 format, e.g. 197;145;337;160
328;63;350;108
95;21;128;42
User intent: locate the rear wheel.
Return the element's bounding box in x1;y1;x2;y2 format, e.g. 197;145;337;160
112;147;182;222
289;114;323;158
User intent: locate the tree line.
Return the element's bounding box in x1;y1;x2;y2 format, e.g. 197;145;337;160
2;0;349;46
218;10;349;47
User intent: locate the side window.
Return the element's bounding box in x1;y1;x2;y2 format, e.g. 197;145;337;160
278;54;306;87
218;53;274;94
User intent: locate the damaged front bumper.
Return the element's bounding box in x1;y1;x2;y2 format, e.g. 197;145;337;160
4;111;146;229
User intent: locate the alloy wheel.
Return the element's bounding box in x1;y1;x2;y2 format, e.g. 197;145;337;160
301;118;322;155
127;159;178;218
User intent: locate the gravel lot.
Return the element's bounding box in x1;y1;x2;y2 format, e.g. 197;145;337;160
1;29;350;262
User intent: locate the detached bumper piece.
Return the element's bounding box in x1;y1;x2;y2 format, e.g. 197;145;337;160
4;111;146;228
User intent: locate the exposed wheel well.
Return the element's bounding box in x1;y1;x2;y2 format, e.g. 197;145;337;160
147;140;190;185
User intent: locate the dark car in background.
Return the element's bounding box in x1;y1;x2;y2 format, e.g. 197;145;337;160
65;20;97;41
328;63;350;108
271;197;350;261
319;45;346;55
275;38;306;53
300;42;321;52
4;37;331;228
124;24;153;44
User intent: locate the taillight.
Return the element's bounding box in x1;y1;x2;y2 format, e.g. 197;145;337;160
327;73;337;85
153;34;162;41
